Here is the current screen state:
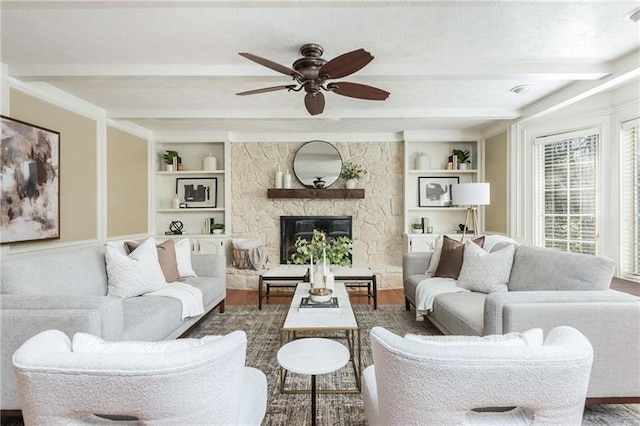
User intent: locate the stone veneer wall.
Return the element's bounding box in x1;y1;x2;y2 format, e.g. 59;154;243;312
228;141;404;290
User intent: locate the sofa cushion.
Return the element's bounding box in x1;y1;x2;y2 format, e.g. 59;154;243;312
457;242;515;293
434;235;485;279
105;239;167;298
431;291;486;335
125;238;180;283
119;295;184;341
1;246;108;296
181;276;225;307
508;245;615;292
405;328;543;346
73;332;220;353
426;234;444;275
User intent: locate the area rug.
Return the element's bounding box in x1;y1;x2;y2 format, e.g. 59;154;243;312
186;305;640;426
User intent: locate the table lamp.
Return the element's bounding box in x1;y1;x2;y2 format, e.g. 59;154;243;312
451;183;490;241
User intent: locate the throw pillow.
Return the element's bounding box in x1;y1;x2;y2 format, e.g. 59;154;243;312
434;235;485;280
105;238;167;298
232;238;263;250
72;332;221;353
456;242;515;293
125;238;180;283
404;328;543;347
175;238;197;278
425;234;444;275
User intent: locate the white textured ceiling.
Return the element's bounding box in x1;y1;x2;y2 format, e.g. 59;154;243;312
1;0;639;140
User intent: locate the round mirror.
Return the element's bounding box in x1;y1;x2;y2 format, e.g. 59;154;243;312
293;141;343;188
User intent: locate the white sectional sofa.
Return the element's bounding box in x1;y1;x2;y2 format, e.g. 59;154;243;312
403;239;640;402
1;243;226;412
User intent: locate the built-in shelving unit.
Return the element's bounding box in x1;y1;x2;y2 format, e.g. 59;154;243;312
402;131;485;252
267;188;365;199
152;140;231;255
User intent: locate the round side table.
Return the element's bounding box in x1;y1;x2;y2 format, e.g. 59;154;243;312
277;338;350;426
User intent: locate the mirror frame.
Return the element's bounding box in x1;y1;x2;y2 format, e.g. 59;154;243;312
293;140;343;188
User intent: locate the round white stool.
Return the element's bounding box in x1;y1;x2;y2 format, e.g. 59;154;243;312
277;338;350;426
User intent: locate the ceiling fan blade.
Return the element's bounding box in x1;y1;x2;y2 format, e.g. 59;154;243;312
304;92;325;116
236;85;296;96
327;82;390;100
239;52;303;79
319;48;374;79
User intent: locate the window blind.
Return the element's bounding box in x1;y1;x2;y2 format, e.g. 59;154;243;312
620;118;639;277
535;129;599;254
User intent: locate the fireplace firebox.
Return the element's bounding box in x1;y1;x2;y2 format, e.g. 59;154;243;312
280;216;352;264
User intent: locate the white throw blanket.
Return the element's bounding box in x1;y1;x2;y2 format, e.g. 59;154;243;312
144;282;204;320
415;277;469;321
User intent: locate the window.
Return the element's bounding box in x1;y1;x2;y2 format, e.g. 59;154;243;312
535;129;599;254
620;118;639;278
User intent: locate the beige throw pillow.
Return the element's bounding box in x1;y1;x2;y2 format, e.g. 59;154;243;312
434;235;485;279
125;238;180;283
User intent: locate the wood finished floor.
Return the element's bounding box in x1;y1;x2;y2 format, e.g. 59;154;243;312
227;277;639;306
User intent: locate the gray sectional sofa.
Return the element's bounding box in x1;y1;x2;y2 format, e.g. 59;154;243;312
403;242;640;402
1;244;227;412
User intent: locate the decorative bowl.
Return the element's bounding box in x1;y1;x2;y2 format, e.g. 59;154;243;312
309;287;333;304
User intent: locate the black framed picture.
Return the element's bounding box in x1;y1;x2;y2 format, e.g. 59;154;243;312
418;176;459;207
176;177;217;208
1;115;60;243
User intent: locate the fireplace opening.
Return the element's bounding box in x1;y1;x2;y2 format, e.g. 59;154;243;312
280;215;352;264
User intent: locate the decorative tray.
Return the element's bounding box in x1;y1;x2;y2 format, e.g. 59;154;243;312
299;297;339;309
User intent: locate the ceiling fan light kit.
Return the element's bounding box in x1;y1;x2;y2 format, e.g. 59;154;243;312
236;43;390;115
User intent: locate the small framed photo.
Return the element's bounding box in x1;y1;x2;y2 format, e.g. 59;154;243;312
176;177;217;208
418;176;459;207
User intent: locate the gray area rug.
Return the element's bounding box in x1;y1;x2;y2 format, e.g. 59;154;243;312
187;304;640;426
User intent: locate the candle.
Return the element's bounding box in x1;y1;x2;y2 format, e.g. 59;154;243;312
323;248;327;275
309;253;314;285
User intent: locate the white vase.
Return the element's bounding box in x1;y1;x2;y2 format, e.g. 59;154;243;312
203;153;217;171
416;153;431;170
166;164;174;172
345;179;356;189
459;163;468;170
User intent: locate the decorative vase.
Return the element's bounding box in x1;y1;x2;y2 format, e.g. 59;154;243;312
345;179;356;189
416;152;431;170
203;153;217;171
459;163;468;170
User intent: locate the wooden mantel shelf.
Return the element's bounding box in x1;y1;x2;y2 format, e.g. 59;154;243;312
267;188;365;199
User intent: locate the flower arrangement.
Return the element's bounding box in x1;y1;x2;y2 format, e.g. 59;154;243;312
289;229;353;266
341;161;367;181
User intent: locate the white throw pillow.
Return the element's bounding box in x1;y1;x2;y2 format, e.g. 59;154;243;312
175;238;197;278
456;241;515;293
72;333;221;353
105;238;167;298
405;328;543;347
426;234;444;275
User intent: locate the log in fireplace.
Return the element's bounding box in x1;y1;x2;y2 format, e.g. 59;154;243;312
279;215;352;264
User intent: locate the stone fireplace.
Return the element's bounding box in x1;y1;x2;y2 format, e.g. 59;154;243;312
280;215;352;264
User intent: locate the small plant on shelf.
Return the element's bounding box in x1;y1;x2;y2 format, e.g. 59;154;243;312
341;161;367;181
289;229;353;266
453;149;470;165
162;150;182;171
411;223;424;233
211;223;225;234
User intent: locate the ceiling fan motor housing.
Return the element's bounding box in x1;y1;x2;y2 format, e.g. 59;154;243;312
293;43;327;79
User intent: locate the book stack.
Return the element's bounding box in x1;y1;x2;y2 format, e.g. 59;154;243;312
299;297;339;312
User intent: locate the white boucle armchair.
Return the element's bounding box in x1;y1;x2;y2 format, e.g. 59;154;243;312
13;329;267;425
362;326;593;426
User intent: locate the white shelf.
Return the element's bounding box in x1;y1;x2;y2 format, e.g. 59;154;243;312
156;208;225;213
407;169;477;174
156;170;224;175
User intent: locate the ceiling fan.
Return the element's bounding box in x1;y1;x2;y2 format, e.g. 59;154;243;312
236;43;390;116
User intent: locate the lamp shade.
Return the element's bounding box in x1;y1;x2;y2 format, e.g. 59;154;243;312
452;183;490;206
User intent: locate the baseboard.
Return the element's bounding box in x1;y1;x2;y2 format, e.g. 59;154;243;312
586;397;640;405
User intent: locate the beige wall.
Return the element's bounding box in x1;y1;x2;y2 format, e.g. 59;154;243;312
229;141;404;289
106;126;149;237
9;88;98;245
484;131;508;233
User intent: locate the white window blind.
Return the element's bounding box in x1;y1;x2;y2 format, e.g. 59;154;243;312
535;129;599;254
620;118;639;278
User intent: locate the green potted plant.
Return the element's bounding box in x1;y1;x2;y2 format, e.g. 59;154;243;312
162;150;180;172
289;229;353;266
411;223;424;234
453;149;471;170
341;161;367;189
211;223;225;234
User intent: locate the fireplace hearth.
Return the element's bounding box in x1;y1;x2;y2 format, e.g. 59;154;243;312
280;215;352;264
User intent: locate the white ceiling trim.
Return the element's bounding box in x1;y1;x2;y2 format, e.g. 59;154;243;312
10;63;611;81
